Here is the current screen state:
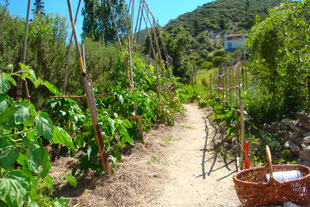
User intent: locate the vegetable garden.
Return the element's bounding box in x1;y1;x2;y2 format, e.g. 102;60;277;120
1;0;310;206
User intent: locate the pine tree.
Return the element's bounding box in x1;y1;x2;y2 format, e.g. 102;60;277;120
82;0;126;43
33;0;45;15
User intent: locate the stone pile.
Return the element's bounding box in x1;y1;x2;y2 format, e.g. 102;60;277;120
266;112;310;166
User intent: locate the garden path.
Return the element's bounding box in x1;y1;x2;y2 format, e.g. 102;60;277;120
148;104;241;207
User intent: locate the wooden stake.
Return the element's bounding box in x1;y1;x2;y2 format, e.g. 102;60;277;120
209;74;212;97
237;61;241;107
240;100;245;170
67;0;111;175
244;53;248;90
63;0;82;95
16;0;31;101
229;60;232;105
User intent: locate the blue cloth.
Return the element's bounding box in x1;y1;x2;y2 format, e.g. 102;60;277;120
266;170;303;182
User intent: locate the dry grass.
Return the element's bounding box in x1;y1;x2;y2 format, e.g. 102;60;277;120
51;125;172;207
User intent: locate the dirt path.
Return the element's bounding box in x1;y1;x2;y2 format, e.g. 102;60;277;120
148;104;241;207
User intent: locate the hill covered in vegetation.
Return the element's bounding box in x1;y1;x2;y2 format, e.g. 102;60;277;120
162;0;289;69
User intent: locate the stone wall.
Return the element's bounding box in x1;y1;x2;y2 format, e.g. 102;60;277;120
266;112;310;166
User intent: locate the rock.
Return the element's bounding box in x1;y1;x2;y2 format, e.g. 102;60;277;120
280;118;292;130
304;145;310;152
298;159;310;167
287;120;298;131
304;136;310;144
276;130;287;137
284;141;293;149
284;131;293;141
291;126;308;135
283;201;300;207
293;137;304;146
301;143;307;150
296;112;309;120
300;119;310;130
303;131;310;137
289;132;300;141
284;141;300;153
299;146;310;161
271;122;281;132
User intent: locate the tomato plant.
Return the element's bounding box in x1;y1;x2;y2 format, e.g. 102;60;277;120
0;65;74;207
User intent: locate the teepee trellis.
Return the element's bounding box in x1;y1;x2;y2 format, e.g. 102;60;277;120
61;0;172;173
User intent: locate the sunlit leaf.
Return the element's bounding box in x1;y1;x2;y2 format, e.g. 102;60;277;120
65;174;77;187
0;146;19;169
44;81;60;96
0;75;10;94
35;112;53;141
0;170;30;207
52;127;75;150
14;104;30;125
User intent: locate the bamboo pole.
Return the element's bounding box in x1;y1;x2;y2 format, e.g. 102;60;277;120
143;1;163;62
217;66;220;95
210;74;212;97
16;0;31;101
67;0;111;175
140;6;162;98
241;55;245;91
240;100;245;170
229;60;232;105
63;0;82;95
224;61;228;100
244;53;248;90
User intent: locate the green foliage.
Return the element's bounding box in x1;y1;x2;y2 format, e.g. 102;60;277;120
0;5;25;72
246;0;310;119
0;67;71;206
201;61;214;69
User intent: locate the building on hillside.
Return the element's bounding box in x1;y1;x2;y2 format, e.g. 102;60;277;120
223;34;246;50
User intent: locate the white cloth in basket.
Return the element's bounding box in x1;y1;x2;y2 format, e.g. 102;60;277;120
266;170;303;182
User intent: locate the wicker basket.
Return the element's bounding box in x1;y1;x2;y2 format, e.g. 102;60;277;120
233;146;310;207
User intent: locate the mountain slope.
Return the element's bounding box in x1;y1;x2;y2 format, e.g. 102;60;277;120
162;0;289;68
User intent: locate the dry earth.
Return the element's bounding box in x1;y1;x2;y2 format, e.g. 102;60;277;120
50;104;242;206
147;104;240;207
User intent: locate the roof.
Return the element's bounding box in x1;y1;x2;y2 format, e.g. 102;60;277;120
224;34;244;37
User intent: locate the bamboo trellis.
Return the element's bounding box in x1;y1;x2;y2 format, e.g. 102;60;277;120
211;54;248;170
62;0;173;174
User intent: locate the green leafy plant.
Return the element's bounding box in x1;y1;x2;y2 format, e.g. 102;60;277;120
0;65;74;207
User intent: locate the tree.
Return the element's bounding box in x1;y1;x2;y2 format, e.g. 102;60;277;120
33;0;45;15
246;0;310;117
82;0;126;43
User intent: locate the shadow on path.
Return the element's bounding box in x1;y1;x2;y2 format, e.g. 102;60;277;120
200;117;238;180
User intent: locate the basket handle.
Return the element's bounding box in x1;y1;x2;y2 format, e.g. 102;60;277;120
266;145;273;179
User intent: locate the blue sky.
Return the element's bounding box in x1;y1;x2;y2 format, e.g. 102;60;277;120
1;0;213;41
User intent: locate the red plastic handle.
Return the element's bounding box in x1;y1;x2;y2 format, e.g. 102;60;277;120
245;141;250;169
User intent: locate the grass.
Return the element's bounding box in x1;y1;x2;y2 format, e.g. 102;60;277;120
177;124;194;129
196;67;218;86
164;136;174;145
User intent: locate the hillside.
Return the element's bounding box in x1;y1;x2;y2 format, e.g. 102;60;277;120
163;0;289;68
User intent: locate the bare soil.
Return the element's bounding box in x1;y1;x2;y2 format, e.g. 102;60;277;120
50;104;241;206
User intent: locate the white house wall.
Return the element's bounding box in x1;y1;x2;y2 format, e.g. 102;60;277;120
224;40;245;50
